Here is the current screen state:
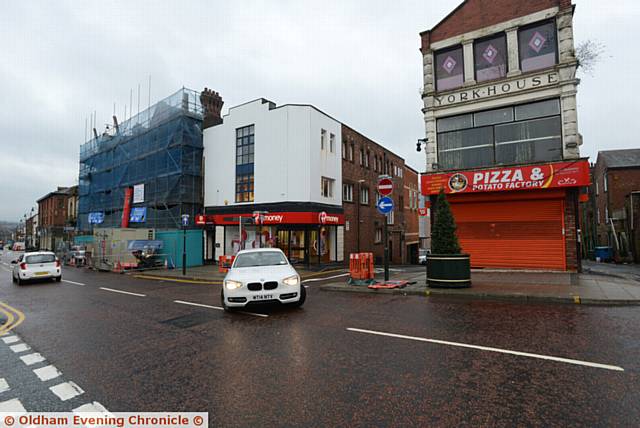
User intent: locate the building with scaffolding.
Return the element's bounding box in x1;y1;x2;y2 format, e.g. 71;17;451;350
77;88;209;268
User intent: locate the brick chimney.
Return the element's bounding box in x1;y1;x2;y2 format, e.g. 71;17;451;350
200;88;224;129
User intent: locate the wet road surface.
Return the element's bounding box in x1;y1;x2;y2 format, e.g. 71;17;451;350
1;251;639;427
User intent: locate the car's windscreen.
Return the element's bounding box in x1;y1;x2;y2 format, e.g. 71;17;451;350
234;252;288;267
25;254;56;264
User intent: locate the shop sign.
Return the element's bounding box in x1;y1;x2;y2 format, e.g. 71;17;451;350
88;212;104;224
421;160;590;196
319;211;340;224
129;207;147;223
433;71;559;107
418;208;428;217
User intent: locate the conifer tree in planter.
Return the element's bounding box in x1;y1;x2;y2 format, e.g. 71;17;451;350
426;189;471;288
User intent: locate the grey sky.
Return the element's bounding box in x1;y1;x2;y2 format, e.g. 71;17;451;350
0;0;636;221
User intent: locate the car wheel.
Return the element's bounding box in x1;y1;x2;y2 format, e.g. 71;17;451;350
220;290;233;312
293;285;306;308
55;276;62;282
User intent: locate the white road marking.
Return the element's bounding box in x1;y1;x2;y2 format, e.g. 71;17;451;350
347;327;625;372
50;381;84;401
0;266;10;272
33;365;62;382
10;343;30;353
302;273;350;284
20;353;46;366
62;279;85;286
173;300;269;318
0;378;9;393
0;397;26;412
73;401;109;413
2;335;20;344
174;300;223;310
99;287;146;297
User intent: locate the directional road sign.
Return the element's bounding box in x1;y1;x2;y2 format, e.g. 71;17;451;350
376;196;394;215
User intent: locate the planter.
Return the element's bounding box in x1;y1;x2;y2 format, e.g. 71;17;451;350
426;254;471;288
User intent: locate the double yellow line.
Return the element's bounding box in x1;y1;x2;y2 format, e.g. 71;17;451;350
0;301;25;335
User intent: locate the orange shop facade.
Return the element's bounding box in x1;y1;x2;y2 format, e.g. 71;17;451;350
421;160;590;271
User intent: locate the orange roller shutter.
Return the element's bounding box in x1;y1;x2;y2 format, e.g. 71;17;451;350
449;197;566;270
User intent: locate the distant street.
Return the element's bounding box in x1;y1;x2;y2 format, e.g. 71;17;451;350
1;250;639;427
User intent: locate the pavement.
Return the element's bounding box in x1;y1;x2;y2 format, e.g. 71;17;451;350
320;262;640;305
2;249;640;426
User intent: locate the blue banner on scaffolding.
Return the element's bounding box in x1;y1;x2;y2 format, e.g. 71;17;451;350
88;212;104;224
129;207;147;223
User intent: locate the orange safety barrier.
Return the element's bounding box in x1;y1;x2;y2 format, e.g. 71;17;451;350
218;255;235;273
349;252;374;280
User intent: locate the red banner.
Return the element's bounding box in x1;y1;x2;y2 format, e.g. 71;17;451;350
421;160;590;196
196;212;345;226
121;187;133;228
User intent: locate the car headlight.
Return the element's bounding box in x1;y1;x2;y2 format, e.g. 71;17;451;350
225;280;242;290
283;275;299;286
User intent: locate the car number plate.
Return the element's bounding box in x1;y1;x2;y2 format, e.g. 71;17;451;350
252;294;273;301
35;271;49;276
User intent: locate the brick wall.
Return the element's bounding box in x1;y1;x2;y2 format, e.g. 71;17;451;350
38;194;68;228
341;124;406;264
421;0;571;52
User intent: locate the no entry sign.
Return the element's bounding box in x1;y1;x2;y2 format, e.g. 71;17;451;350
378;177;393;196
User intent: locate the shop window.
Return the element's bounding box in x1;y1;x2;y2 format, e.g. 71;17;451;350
360;187;369;205
321;129;327;151
435;45;464;91
518;20;558;73
343;183;353;202
321;177;334;198
236;124;255;202
438;127;495;170
329;133;335;153
375;228;382;244
474;33;508;82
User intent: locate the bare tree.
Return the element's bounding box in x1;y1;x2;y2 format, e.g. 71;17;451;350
575;40;607;76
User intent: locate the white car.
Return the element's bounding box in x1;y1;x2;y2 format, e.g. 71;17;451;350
11;251;62;285
221;248;305;310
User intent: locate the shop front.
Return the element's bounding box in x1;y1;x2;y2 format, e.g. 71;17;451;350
197;211;344;266
422;160;590;271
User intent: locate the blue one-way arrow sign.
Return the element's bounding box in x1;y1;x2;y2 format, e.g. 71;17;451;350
376;196;394;215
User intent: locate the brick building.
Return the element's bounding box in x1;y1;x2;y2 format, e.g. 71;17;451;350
37;187;71;251
341;124;416;264
590;149;640;261
419;0;589;271
403;166;421;263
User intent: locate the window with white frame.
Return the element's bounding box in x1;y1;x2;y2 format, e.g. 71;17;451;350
321;177;334;198
343;183;353;202
349;144;354;161
360;186;369;205
375;228;382;243
604;174;608;192
330;133;335;153
387;210;394;225
342;141;346;159
365;151;370;168
321;129;327;151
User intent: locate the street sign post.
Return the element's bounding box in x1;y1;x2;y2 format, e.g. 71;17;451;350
181;214;189;276
376;196;394;281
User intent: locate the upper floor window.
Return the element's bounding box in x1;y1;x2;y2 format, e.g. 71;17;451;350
360;186;369;205
235;124;255;203
343;183;353;202
321;177;334;198
365;151;370;168
474;33;507;82
359;149;365;166
320;129;327;150
342;141;346;159
603;174;608;192
436;99;562;170
348;144;354;162
518;20;558;73
435;45;464;91
329;133;335;153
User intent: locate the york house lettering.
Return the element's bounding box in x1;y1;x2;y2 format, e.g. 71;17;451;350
432;72;559;106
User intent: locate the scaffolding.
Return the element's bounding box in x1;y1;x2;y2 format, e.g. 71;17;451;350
78;88;204;232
